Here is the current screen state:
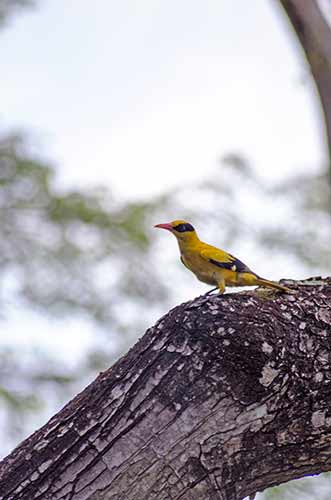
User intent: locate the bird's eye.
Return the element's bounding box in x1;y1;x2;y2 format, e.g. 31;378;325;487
173;223;195;233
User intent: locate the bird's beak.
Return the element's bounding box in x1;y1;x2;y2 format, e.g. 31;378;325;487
154;223;173;231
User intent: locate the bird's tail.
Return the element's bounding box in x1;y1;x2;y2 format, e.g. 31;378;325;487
255;277;291;293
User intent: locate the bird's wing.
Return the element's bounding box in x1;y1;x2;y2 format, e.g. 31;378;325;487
200;246;254;274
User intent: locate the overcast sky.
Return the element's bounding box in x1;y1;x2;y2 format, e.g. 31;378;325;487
1;0;328;200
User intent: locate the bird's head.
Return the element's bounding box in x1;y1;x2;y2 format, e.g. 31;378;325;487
154;219;199;243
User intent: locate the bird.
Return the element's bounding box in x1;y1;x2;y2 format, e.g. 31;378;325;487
154;219;291;294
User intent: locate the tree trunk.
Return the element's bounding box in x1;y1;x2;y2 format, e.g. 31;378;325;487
0;278;330;500
278;0;331;181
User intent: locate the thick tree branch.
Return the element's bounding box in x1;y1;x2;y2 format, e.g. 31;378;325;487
278;0;331;179
0;278;330;500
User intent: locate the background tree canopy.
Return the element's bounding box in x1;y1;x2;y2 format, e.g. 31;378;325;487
0;1;330;499
0;0;33;26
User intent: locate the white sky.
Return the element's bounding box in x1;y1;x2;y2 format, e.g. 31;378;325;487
0;0;328;200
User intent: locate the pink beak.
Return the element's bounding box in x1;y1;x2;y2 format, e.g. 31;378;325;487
154;223;173;231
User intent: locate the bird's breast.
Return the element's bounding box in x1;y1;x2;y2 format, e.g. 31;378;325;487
181;252;218;286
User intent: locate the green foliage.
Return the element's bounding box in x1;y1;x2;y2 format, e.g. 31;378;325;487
0;133;167;322
261;171;331;270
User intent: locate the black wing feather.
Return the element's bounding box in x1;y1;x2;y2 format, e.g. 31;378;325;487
209;254;251;273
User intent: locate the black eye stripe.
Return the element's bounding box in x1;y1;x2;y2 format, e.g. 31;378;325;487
173;223;195;233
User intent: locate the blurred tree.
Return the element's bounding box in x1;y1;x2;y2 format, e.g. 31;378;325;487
0;0;34;27
279;0;331;187
1;133;330;455
0;131;169;440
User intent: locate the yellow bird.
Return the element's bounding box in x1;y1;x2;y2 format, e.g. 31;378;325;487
155;219;291;294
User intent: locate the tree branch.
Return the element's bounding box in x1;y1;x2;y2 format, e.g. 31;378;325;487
0;278;330;500
278;0;331;180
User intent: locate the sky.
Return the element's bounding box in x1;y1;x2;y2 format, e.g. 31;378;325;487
0;0;330;461
0;0;328;201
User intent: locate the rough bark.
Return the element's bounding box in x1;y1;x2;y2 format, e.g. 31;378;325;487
0;278;331;500
278;0;331;178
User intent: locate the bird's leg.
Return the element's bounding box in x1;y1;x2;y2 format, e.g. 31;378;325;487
205;287;218;295
217;280;225;294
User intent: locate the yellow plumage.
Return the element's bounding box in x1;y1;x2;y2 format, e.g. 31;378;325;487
155;219;291;294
